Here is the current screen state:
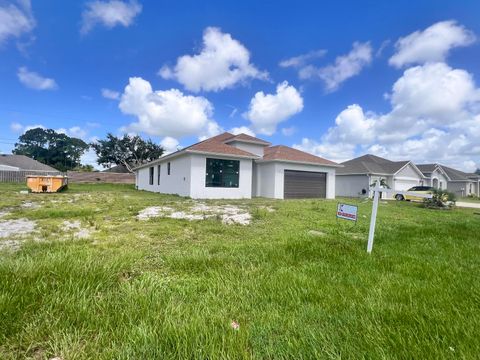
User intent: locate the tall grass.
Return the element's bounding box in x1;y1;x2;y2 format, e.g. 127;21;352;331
0;184;479;358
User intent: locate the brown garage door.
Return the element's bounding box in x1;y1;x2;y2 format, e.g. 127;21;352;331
284;170;326;199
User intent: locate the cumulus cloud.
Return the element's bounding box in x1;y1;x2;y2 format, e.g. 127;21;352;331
17;67;57;90
229;126;255;137
81;0;142;34
56;126;88;139
300;42;373;92
159;27;268;92
101;88;120;100
243;81;303;136
295;62;480;171
293;138;356;164
389;20;475;68
0;0;35;46
160;136;180;154
119;77;220;139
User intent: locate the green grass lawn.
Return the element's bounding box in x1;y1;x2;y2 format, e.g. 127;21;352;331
0;183;479;359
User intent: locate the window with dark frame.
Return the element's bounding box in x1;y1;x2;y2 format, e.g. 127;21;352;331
205;158;239;188
167;162;171;175
157;165;161;185
149;167;154;185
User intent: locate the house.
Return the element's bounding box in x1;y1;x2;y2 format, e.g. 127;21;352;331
335;154;425;198
102;164;132;173
0;154;59;172
417;163;480;197
134;132;340;199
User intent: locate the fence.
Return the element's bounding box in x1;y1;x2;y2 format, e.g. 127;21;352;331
0;170;135;184
66;171;135;184
0;170;63;183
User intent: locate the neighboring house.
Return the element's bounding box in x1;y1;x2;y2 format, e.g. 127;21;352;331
336;154;425;198
417;163;480;197
0;154;59;172
134;132;340;199
102;164;132;173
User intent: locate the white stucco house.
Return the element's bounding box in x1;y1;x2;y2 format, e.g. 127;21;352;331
134;132;340;199
335;154;426;198
417;163;480;197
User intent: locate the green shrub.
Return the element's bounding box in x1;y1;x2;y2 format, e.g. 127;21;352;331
423;188;456;209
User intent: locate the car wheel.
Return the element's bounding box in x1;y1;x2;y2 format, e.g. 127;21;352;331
395;194;404;201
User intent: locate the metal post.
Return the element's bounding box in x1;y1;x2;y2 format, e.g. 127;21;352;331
367;187;380;253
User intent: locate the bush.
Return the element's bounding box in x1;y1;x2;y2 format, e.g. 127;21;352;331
423;188;456;209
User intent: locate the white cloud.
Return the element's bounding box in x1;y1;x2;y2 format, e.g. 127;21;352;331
0;0;35;46
17;67;57;90
229;126;255;137
281;126;296;136
279;49;327;68
293;138;356;164
296;62;480;172
324;104;375;144
81;0;142;34
10;122;24;132
119;77;220;139
101;88;120;100
10;122;45;133
243;81;303;136
300;42;372;92
159;27;268;92
80;148;102;170
56;126;88;140
389;20;475;68
160;136;180;154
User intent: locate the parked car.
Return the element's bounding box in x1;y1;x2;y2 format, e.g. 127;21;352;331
395;186;433;201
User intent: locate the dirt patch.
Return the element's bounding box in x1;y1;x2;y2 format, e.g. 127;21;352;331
137;203;251;225
22;201;41;209
0;219;37;238
61;220;92;239
0;209;11;218
0;239;22;252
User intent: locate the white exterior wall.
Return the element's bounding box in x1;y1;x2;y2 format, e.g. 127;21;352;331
255;162;277;198
136;154;191;197
395;163;421;179
190;153;253;199
228;141;266;157
256;161;336;199
425;169;448;189
336;175;369;197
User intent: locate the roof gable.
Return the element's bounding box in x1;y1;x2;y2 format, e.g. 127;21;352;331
224;133;271;146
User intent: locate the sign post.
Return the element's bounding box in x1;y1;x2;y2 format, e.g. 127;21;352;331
367;186;432;253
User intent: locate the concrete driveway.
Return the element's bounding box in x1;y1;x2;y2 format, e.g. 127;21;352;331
456;201;480;209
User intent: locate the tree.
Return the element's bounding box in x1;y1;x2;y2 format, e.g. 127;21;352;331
13;128;89;171
476;168;480;175
91;133;165;172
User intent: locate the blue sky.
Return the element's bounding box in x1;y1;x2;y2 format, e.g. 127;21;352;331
1;0;480;171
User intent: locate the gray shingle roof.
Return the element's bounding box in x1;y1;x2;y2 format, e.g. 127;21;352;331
417;163;479;182
416;164;437;175
337;154;410;175
0;154;59;172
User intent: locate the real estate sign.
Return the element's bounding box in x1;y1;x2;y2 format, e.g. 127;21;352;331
336;203;358;222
